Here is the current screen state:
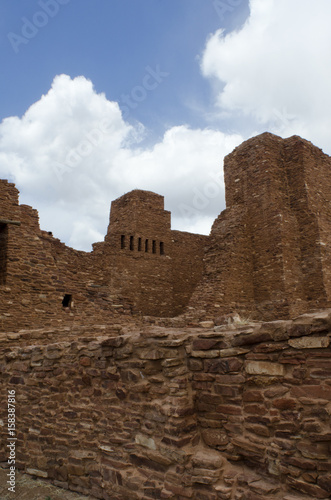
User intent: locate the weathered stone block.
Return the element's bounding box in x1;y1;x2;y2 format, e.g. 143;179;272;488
288;336;330;349
205;358;243;374
245;361;285;376
287;477;330;498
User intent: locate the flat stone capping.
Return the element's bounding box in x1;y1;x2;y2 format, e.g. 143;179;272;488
0;218;21;225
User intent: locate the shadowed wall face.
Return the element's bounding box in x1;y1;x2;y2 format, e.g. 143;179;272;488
189;133;331;321
0;223;8;285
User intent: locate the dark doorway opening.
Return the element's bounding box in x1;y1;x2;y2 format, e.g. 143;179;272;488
0;224;8;285
62;294;72;308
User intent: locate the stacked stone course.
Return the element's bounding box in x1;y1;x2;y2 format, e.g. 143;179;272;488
1;310;330;498
1;132;331;498
188;133;331;321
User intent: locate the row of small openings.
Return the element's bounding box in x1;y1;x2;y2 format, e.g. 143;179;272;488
121;235;165;255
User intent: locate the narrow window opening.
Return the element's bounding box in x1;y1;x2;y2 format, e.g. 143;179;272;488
130;236;134;251
62;294;72;308
152;240;156;254
121;235;125;249
160;241;165;255
138;237;142;251
145;239;149;252
0;224;8;285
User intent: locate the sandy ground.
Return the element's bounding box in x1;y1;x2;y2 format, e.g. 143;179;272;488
0;468;97;500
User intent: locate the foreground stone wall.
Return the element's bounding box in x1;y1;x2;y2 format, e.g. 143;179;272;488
1;311;330;499
189;310;331;499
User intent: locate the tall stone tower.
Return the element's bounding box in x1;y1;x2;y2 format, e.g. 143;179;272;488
104;190;173;316
102;189;208;317
190;133;331;320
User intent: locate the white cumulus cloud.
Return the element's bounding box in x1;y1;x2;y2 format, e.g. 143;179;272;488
202;0;331;153
0;74;242;250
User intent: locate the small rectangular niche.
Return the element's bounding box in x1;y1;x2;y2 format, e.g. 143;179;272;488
152;240;156;254
145;239;149;252
62;294;72;308
160;241;165;255
0;224;8;285
121;235;125;249
130;236;134;251
138;237;142;251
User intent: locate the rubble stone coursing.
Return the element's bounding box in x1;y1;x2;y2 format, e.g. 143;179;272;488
0;184;206;333
1;132;331;498
0;310;330;499
189;133;331;321
1;133;331;332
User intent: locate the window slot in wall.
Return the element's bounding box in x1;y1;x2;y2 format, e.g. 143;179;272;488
145;239;149;252
152;240;156;254
138;237;142;251
121;235;125;249
62;294;72;308
160;241;165;255
130;236;134;251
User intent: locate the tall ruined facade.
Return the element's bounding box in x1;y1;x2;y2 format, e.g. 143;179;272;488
1;133;331;499
0;132;331;331
0;184;207;331
190;133;331;320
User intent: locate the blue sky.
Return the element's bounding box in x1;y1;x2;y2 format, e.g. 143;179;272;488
1;0;331;250
1;0;249;138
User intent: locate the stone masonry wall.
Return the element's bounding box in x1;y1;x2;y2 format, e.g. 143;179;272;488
189;133;331;322
0;181;132;332
94;189;207;317
0;184;206;331
1;310;330;499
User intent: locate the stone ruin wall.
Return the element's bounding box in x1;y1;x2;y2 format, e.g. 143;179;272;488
1;133;331;332
0;184;207;333
0;311;330;499
101;190;207;318
0;180;130;333
188;133;331;322
1;132;331;498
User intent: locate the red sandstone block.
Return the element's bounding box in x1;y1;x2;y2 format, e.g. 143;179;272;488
214;384;239;397
287;477;329;498
291;385;331;400
243;404;267;416
192;339;220;350
242;390;264;402
204;358;243;374
282;456;316;470
272;398;297;410
232;330;273;347
79;356;91;366
164;482;193;497
197;392;224;405
318;475;331;495
201;428;229;447
245;424;270;437
216;404;242;415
